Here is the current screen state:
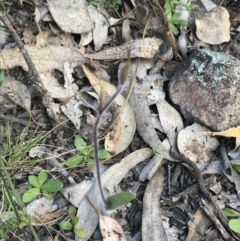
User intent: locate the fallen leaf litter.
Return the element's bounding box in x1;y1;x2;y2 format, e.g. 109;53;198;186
1;1;240;241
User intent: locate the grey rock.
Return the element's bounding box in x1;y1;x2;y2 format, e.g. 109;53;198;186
169;49;240;131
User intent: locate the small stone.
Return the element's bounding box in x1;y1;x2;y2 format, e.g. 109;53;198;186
169;49;240;131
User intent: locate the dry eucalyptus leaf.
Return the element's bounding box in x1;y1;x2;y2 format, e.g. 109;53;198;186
47;0;93;34
81;64;136;155
142;166;168;241
143;74;165;105
47;102;66;123
178;123;219;163
75;148;153;241
26;197;58;217
87;4;108;51
34;3;49;24
0;77;31;113
40;72;77;101
60;97;83;129
103;148;153;193
0;45;85;73
129;81;174;161
139;139;170;182
186;209;213;241
196;6;230;45
80;31;93;46
151;114;164;132
118;58;154;97
157;100;184;151
0;94;16;113
204;126;240;138
234;137;240;152
122;19;132;42
200;0;216;11
99;213;127;241
84;37;162;60
109;17;122;26
61;180;94;207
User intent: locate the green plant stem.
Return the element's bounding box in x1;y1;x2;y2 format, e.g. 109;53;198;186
0;156;40;241
28;223;40;241
0;156;24;209
93;84;123;205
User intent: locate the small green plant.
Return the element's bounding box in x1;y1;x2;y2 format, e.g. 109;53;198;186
233;164;240;174
59;206;86;239
222;207;240;233
0;123;46;240
163;0;197;35
65;137;110;169
0;211;33;238
88;0;122;8
22;170;63;203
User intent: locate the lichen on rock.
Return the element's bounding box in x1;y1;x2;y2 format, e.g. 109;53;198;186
169;49;240;131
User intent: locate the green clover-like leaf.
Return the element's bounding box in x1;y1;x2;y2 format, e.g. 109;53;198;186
169;22;179;35
74;229;86;239
74;137;87;151
42;190;52;199
68;206;77;219
85;157;94;169
28;175;40;188
22;188;40;203
98;150;111;159
38;170;48;186
229;219;240;233
222;208;240;217
41;180;63;193
59;221;73;231
72;216;79;227
65;155;84;167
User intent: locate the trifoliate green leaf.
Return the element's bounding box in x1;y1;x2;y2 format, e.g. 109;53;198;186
28;175;40;188
59;221;73;231
74;229;86;238
229;219;240;233
38;170;48;186
74;137;87;151
22;188;40;203
41;180;63;192
68;206;77;219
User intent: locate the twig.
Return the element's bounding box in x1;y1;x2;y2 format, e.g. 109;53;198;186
0;114;48;129
200;199;231;241
0;14;45;94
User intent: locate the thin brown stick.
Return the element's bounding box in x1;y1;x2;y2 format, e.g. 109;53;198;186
0;14;45;94
0;114;48;129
